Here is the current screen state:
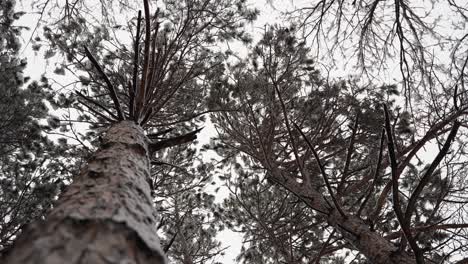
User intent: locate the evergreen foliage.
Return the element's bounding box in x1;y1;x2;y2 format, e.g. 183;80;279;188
0;0;74;253
1;0;468;263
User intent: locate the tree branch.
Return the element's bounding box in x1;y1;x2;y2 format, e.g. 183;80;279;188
372;106;467;220
84;46;124;120
75;91;119;121
163;230;178;253
134;0;152;121
130;10;142;119
358;128;385;217
312;229;336;264
384;104;424;263
337;113;359;195
76;99;114;123
149;127;203;153
293;122;346;218
272;80;309;188
385;223;468;240
147;128;174;139
404;121;460;228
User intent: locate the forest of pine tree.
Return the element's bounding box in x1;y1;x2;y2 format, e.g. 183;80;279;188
1;0;468;263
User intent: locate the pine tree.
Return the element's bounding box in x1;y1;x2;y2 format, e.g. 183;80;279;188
209;26;465;263
0;0;74;253
2;0;257;263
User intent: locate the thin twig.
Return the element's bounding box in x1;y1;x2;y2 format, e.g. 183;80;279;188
383;104;424;264
404;121;460;228
313;229;336;264
130;11;142;118
272;81;308;187
372;106;467;219
135;0;152;121
140;107;153;126
385;222;468;240
293;122;346;218
163;230;178;253
77;99;114;123
75;91;119;121
337;113;359;195
146;8;160;100
147;128;174;139
149;127;203;153
358;128;385;217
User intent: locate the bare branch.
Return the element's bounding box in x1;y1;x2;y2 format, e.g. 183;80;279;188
312;229;336;264
404;121;460;228
84;46;124;120
139;107;153;126
358;128;385;217
163;230;178;253
146;9;160;100
76;99;114;123
337;113;359;195
372;106;467;219
146;128;174;139
75;91;119;121
385;223;468;240
130;10;142;119
134;0;152;121
293;122;346;218
149;127;203;153
272;79;309;188
383;104;424;263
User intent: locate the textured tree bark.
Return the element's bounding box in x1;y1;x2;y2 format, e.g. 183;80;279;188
2;121;166;264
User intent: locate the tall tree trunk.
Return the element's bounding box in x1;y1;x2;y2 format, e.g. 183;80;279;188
2;121;166;264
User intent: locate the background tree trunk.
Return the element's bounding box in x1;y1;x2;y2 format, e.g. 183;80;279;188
2;121;166;264
268;166;415;264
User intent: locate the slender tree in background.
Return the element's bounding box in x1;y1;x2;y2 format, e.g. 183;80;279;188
0;0;78;253
2;0;257;263
209;26;467;263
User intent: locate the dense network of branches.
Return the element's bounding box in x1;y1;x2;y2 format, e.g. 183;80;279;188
209;26;468;263
2;0;257;262
1;0;468;263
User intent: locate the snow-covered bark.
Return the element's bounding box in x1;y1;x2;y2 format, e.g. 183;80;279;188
3;121;166;264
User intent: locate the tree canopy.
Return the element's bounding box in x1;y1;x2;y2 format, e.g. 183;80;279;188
1;0;468;263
